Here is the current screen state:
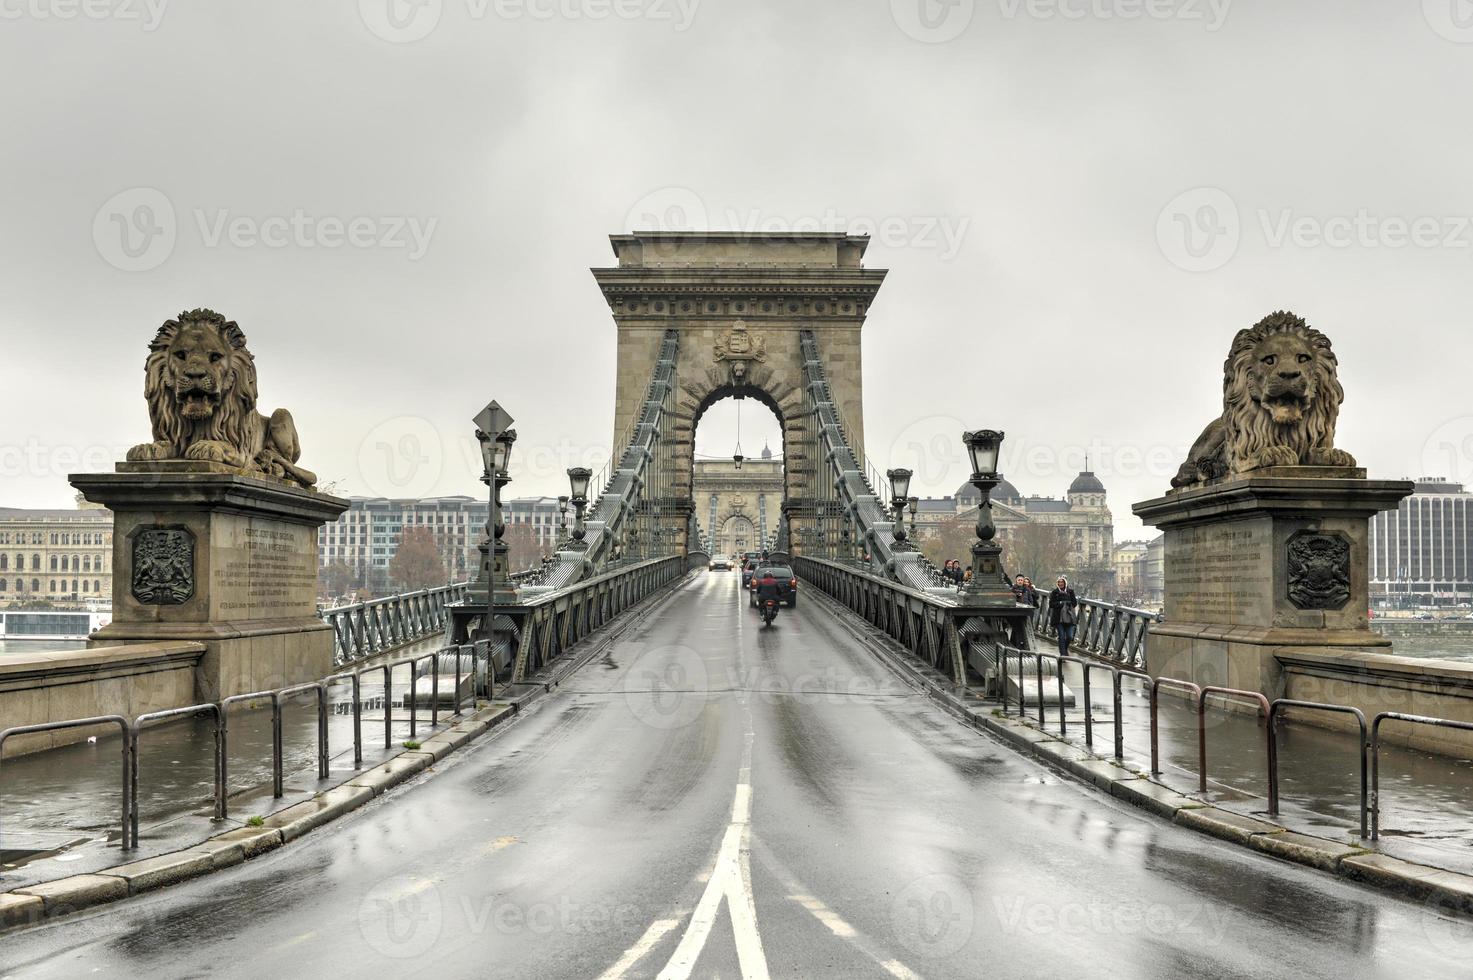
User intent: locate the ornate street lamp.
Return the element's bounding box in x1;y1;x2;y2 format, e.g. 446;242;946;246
473;401;516;617
887;468;913;551
558;495;570;539
908;496;919;541
962;429;1013;603
566;467;591;550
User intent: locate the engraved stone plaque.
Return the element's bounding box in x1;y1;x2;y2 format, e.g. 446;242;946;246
131;526;196;605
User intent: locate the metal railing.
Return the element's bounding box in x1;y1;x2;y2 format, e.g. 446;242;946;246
1033;595;1158;671
0;642;497;852
0;716;134;848
1371;712;1473;841
509;556;686;682
322;582;471;666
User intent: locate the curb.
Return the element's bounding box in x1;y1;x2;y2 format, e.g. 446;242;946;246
0;569;693;934
0;701;517;932
806;584;1473;916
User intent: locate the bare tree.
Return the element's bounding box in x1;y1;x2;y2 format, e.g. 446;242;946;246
1000;524;1072;585
388;526;447;592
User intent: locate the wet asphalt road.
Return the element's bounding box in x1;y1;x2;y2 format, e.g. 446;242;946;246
6;572;1473;979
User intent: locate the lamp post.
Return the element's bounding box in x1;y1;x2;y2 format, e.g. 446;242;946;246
566;467;591;551
558;495;570;542
473;402;516;624
962;429;1014;604
887;468;913;551
908;496;919;542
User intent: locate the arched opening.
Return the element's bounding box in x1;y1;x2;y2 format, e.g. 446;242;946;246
690;390;786;559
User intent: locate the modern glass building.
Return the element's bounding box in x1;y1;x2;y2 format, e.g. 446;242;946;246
1369;478;1473;606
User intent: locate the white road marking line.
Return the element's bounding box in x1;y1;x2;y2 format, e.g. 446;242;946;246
601;575;771;980
595;918;682;980
758;842;928;980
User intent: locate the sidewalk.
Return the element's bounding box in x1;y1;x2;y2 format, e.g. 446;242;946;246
1050;663;1473;877
0;636;462;888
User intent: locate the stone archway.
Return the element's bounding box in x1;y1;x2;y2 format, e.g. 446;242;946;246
593;232;887;554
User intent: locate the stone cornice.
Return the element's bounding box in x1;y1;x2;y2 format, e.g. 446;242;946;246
592;267;886;322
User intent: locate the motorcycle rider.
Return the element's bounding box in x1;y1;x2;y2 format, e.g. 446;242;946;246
755;568;784;623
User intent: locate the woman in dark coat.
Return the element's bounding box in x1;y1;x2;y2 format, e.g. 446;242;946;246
1048;576;1078;656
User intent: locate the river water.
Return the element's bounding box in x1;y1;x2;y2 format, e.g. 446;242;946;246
0;639;87;656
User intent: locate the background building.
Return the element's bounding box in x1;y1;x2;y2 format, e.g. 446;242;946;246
692;446;784;556
1370;478;1473;607
318;494;567;596
0;501;113;608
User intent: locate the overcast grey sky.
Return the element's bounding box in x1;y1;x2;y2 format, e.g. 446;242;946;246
2;1;1470;539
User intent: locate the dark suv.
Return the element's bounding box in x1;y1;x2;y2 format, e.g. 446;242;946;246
749;565;797;608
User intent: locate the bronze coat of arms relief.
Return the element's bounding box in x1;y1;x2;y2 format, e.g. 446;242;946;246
131;525;197;605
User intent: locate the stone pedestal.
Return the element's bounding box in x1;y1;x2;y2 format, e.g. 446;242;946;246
71;463;349;702
1133;467;1413;698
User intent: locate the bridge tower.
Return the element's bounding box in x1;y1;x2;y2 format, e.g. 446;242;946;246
593;232;887;555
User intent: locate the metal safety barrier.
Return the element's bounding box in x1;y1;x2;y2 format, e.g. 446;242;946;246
1371;712;1473;841
0;716;134;849
1270;700;1368;839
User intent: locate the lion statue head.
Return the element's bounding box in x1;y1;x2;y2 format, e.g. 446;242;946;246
1172;311;1356;489
126;309;316;488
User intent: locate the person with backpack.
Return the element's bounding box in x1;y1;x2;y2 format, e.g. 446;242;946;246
1048;576;1078;656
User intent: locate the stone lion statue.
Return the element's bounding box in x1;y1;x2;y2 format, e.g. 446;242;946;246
1171;311;1356;489
125;309;317;488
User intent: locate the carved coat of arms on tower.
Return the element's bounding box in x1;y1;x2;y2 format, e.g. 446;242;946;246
715;322;767;385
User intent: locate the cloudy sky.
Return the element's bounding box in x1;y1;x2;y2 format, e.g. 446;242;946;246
1;1;1470;539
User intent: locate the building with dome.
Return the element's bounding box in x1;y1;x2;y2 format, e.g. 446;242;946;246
915;467;1116;585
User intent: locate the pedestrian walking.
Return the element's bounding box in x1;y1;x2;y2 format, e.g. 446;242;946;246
1048;576;1078;656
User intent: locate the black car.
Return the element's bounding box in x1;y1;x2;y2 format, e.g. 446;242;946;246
749;565;797;608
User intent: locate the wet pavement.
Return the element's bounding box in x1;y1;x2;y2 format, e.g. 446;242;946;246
1029;661;1473;876
5;574;1473;978
0;635;457;879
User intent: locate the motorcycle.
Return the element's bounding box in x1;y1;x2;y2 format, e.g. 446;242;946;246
761;598;779;627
